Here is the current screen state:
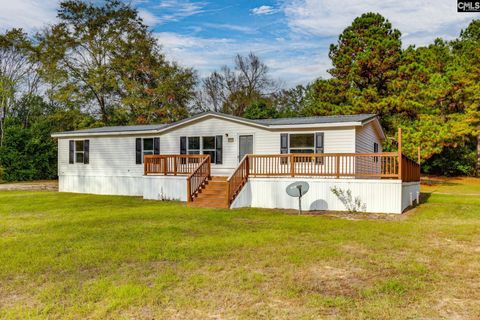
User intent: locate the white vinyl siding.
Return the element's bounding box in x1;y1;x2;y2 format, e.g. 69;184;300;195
58;116;357;178
355;122;383;153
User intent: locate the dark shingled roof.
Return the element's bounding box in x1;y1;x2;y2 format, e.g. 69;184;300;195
52;112;378;136
252;114;376;126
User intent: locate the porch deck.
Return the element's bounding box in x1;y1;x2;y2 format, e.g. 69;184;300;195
144;150;421;209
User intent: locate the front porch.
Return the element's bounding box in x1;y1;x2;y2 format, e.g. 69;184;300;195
143;146;421;212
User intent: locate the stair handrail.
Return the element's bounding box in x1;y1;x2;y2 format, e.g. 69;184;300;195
226;155;250;207
186;155;211;203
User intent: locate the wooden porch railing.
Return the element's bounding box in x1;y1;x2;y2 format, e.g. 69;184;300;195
225;151;420;207
186;155;211;203
401;154;421;182
144;154;208;175
226;155;249;206
248;153;401;178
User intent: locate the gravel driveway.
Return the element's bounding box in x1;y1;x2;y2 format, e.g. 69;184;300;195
0;180;58;191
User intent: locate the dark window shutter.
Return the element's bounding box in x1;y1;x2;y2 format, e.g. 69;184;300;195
373;142;379;163
180;136;187;154
315;132;324;153
215;135;223;164
84;140;89;164
154;137;160;155
280;133;288;154
135;138;142;164
69;140;74;164
280;133;288;164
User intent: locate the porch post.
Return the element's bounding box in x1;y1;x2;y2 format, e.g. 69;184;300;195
186;178;191;204
398;128;402;180
335;155;340;178
226;182;230;208
290;154;295;177
174;155;178;176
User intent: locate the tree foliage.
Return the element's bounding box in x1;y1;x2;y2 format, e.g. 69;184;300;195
303;13;480;175
195;53;276;116
36;0;196;125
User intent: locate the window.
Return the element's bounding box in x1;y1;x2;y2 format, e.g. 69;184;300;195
143;138;154;158
202;136;216;163
75;140;85;163
289;134;315;153
188;137;200;154
70;139;89;164
136;137;159;164
185;136;218;163
373;142;379;163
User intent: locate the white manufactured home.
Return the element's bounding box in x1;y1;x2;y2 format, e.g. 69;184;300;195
52;112;420;214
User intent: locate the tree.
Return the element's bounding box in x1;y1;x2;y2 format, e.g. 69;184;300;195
244;100;278;119
303;13;479;174
328;12;402;114
0;96;58;181
36;0;196;125
451;20;480;175
195;53;276;116
271;85;307;117
0;29;39;146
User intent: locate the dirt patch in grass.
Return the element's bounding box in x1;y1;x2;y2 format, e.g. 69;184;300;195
281;209;411;221
298;264;367;297
0;180;58;191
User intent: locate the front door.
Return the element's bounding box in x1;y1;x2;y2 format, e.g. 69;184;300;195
238;135;253;161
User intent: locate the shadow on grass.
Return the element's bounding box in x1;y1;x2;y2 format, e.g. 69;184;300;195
421;178;458;187
420;192;431;204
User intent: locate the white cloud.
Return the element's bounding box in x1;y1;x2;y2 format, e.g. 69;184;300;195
0;0;57;32
138;9;161;27
153;0;206;23
251;5;275;15
203;23;257;34
156;32;329;86
283;0;480;46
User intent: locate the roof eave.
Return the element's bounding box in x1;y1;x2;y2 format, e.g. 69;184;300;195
267;121;364;129
51;129;162;138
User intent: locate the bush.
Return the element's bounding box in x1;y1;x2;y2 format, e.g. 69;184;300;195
330;186;366;213
422;144;477;176
0;122;57;181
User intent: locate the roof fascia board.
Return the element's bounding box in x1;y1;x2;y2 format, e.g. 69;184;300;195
51;130;161;138
267;122;363;129
157;112;269;133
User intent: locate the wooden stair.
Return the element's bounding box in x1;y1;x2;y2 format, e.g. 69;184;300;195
188;176;229;209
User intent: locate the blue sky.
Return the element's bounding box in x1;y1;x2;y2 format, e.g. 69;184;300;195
0;0;479;86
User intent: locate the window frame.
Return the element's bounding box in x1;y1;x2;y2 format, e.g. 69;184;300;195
187;136;200;155
142;138;154;160
202;136;216;163
288;133;315;154
186;136;217;163
75;140;85;164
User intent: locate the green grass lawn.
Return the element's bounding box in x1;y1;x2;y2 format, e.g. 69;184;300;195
1;179;479;319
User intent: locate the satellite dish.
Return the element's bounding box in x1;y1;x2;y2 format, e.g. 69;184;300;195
286;181;310;214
